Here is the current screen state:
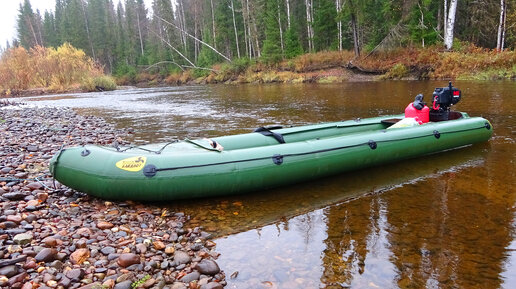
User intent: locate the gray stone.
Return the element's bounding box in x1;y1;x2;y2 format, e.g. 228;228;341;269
194;260;220;275
0;265;18;278
3;193;26;200
200;282;224;289
13;233;33;245
180;271;200;283
173;251;191;265
170;283;187;289
101;246;116;255
113;280;133;289
34;248;58;262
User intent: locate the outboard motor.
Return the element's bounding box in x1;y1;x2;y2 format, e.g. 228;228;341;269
430;81;461;121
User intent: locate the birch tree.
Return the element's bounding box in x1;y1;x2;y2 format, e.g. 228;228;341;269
444;0;457;50
230;0;241;58
497;0;507;51
305;0;314;52
336;0;343;51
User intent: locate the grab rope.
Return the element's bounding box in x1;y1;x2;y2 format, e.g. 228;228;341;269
115;140;179;154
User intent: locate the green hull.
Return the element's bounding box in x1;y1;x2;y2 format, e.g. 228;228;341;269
50;113;492;201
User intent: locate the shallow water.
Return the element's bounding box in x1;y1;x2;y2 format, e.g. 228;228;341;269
13;81;516;288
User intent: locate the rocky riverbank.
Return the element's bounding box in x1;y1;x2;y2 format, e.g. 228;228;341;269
0;104;225;289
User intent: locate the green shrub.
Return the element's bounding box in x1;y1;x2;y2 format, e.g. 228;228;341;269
381;63;409;79
81;75;117;92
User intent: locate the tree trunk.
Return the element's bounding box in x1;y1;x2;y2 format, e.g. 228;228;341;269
305;0;314;52
497;0;506;51
210;0;216;48
230;0;241;58
444;0;458;50
136;8;144;56
278;1;284;55
240;0;249;57
336;0;342;51
349;0;360;56
444;0;457;50
286;0;291;29
437;2;441;33
79;0;95;59
443;0;448;40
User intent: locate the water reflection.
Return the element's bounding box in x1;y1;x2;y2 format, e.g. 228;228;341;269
12;81;516;288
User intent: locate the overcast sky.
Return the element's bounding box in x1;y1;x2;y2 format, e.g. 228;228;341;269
0;0;153;50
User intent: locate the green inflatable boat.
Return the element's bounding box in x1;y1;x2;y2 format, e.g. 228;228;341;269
50;84;493;201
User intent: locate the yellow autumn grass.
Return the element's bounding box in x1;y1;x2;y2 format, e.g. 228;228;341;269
0;43;116;93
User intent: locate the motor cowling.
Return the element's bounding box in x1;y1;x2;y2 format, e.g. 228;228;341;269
430;81;461;121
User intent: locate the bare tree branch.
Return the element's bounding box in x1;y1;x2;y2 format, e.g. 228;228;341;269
154;15;232;62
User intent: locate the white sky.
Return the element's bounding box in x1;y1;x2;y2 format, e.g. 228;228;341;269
0;0;154;50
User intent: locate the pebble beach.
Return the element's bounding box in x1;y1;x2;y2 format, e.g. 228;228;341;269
0;102;226;289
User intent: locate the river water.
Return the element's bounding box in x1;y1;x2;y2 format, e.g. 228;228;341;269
13;81;515;288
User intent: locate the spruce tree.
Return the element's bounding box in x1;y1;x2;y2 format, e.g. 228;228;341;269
284;27;303;58
313;0;337;51
262;0;283;63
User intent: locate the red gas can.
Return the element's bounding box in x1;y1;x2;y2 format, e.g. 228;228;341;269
405;103;430;123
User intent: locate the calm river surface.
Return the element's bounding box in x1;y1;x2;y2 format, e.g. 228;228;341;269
13;81;515;288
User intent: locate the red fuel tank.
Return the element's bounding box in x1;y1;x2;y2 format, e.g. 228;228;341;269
405;103;430;123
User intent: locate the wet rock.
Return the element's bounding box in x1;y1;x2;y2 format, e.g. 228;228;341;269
7;272;27;287
13;233;33;245
26;182;43;190
70;248;90;265
117;253;140;268
34;248;58;263
42;237;58;247
180;271;200;283
49;260;63;270
195;260;220;276
65;268;84;281
200;282;224;289
0;265;19;278
173;251;191;265
114;280;133;289
116;273;134;283
7;215;22;223
135;243;147;254
26;145;39;152
58;277;71;288
77;282;101;289
153;241;165;250
101;246;116;255
97;221;114;230
164;246;175;255
3;192;27;200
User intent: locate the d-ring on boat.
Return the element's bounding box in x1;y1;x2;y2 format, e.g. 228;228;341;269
50;83;493;201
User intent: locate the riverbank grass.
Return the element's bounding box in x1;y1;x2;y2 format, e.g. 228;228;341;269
0;43;116;96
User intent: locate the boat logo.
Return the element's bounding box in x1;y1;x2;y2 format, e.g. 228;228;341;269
116;156;147;172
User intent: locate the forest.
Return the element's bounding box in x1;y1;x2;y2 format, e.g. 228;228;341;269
3;0;516;85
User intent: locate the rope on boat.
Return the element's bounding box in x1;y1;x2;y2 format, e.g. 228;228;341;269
116;140;179;154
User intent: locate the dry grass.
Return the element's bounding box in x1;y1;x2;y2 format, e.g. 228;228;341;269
0;43;113;92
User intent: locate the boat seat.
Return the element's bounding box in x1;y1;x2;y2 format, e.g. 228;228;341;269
381;118;402;127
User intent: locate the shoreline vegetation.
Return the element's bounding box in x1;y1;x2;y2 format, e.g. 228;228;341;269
1;44;515;98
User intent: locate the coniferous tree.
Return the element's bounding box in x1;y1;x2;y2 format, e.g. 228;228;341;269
262;0;283;62
284;26;303;58
313;0;337;51
17;0;42;48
